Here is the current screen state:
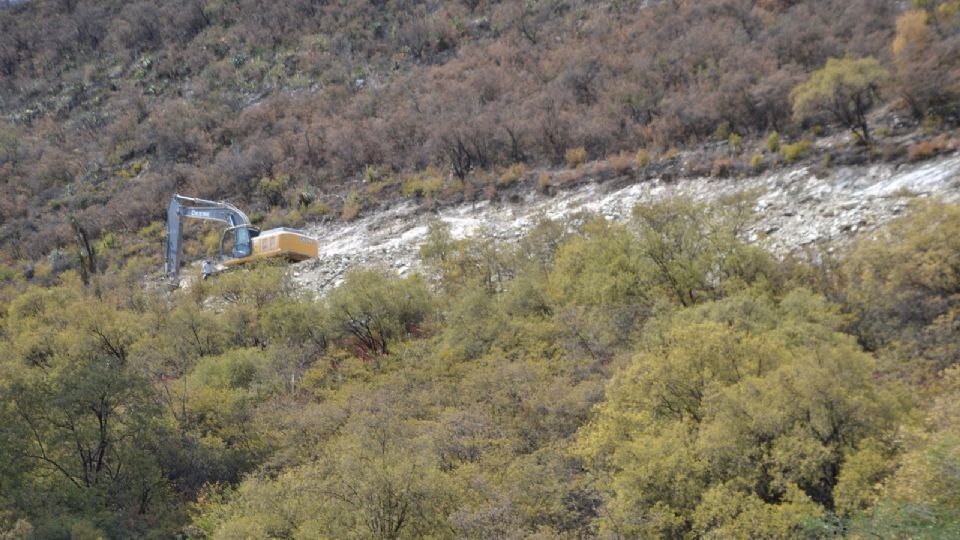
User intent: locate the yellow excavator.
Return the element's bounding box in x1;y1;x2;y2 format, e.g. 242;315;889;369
165;194;318;278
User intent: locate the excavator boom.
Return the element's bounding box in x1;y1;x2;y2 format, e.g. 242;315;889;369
165;194;252;276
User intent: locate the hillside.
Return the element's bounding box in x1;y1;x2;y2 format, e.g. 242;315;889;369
1;0;959;277
285;154;960;292
2;1;960;539
4;193;960;538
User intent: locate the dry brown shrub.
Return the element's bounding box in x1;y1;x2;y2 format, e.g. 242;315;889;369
608;153;633;173
565;147;588;168
907;137;953;162
537;172;552;193
711;158;735;178
684;156;713;177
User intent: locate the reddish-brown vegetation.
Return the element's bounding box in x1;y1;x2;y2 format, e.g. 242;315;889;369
0;0;957;273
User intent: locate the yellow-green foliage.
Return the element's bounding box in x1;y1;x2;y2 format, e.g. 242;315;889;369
939;0;960;17
750;152;764;170
549;219;645;308
401;168;445;198
326;269;433;357
546;219;647;356
210;262;290;308
713;120;732;141
498;163;527;186
729;132;743;154
256;172;290;207
849;367;960;537
576;289;901;539
3;199;960;539
202;227;221;257
116;159;146;178
767;132;781;153
195;409;456;539
341;189;363;220
833;439;896;516
922;113;944;133
841;200;960;371
137;220;165;241
284;208;304;226
635;149;652;167
791;57;889;141
362;164;382;183
0;262;20;284
781;139;812;162
304;200;331;219
631;195;772;306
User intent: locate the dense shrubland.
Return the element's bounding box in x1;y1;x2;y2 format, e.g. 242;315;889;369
2;0;960;536
1;198;959;538
1;0;960;280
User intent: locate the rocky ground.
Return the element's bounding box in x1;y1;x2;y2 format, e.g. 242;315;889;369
290;154;960;294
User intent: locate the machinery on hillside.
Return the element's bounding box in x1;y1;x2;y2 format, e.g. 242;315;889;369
165;194;318;278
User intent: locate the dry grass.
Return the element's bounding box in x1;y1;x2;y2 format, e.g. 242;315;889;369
908;137;954;162
608;152;633;173
537;172;552;193
635;149;652;167
341;190;363;221
711;158;734;178
565;147;588;168
499;163;528;186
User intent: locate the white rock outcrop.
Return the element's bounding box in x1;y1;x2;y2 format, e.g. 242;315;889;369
292;155;960;293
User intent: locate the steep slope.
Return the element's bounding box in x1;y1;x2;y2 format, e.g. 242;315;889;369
6;0;959;276
290;154;960;292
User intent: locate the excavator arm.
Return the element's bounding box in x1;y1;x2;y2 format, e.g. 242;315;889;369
165;194;253;276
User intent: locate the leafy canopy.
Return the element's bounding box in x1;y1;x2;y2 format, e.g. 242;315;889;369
791;57;890;142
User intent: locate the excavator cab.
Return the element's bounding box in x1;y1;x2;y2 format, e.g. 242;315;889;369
220;225;260;260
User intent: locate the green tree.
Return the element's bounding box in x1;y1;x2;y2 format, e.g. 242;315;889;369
194;397;456;539
436;285;506;361
421;225;511;296
791;57;890;143
326;270;434;357
262;297;330;392
547;218;648;359
577;289;902;538
840;201;960;374
210;262;292;310
849;367;960;538
0;286;175;537
632;196;773;307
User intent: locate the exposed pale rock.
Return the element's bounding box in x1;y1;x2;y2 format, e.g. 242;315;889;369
291;155;960;294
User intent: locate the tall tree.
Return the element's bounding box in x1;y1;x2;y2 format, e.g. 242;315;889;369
791;57;890;143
